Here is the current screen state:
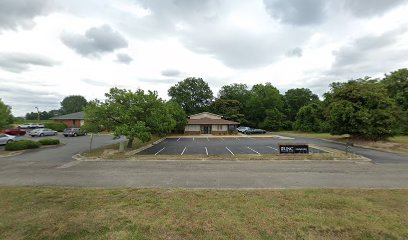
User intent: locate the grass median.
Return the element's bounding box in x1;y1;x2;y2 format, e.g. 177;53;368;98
0;188;407;239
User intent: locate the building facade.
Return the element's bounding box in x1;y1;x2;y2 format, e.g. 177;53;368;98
50;111;85;127
184;112;238;135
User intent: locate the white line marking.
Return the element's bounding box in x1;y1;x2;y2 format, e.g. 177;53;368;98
206;137;209;141
181;147;187;155
155;147;165;155
205;147;208;155
267;146;278;151
235;138;241;141
221;137;225;141
226;147;234;155
177;138;181;141
248;147;261;155
193;138;195;141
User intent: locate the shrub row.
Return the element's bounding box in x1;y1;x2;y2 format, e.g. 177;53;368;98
5;139;59;151
44;122;67;132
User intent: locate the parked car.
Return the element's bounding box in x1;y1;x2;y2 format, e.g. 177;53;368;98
63;128;87;137
29;128;57;137
0;128;26;136
237;126;250;133
18;123;44;129
243;128;267;134
0;134;16;145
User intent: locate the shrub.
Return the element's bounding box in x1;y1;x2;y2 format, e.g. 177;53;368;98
5;140;41;151
38;138;60;145
44;122;67;132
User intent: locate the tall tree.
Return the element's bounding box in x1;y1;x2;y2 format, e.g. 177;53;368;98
283;88;319;123
85;88;176;148
382;68;408;134
293;103;326;132
210;99;245;123
245;83;283;127
0;98;13;129
324;78;397;140
218;84;250;107
168;77;213;114
60;95;88;114
166;101;187;132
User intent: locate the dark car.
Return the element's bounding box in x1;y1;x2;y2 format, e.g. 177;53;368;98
243;128;267;135
0;128;26;136
63;128;87;137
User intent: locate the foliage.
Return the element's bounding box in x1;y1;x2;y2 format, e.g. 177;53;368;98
85;88;176;148
165;101;187;132
38;139;60;145
60;95;88;114
325;78;397;140
25;110;61;120
293;103;326;132
245;83;283;127
44;122;67;132
0;98;14;129
168;77;213;114
260;108;284;131
5;140;41;151
382;68;408;134
283;88;319;124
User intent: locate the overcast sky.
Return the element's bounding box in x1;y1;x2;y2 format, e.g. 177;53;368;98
1;0;408;116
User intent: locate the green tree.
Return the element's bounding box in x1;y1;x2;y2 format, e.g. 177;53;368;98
260;108;284;131
168;77;213;114
60;95;88;114
218;84;250;108
166;101;187;132
382;68;408;133
283;88;319;123
210;99;244;122
85;88;176;148
245;83;283;127
0;98;13;129
293;103;325;132
324;79;397;140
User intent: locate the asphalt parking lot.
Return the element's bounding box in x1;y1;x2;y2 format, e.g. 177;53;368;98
138;137;326;155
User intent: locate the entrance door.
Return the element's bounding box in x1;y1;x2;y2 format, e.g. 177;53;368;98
202;125;212;134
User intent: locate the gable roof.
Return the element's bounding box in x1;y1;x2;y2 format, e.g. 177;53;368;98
50;111;85;120
188;112;223;118
187;118;238;125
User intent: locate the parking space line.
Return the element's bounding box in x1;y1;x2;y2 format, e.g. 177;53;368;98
206;137;209;141
247;147;261;155
181;147;187;155
155;147;165;155
177;138;180;141
221;138;225;141
235;137;241;141
249;137;256;140
205;147;208;155
193;138;195;141
225;147;234;155
267;146;278;151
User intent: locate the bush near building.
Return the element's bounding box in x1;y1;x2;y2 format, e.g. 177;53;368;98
44;122;67;132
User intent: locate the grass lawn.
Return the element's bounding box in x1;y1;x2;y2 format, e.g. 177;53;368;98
277;131;408;154
0;188;407;240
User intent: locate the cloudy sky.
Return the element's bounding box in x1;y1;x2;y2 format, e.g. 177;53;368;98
1;0;408;116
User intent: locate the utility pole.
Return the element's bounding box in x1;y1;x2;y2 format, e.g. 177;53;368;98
35;107;40;121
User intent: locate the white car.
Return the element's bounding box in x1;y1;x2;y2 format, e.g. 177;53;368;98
29;128;57;137
237;126;250;133
18;123;44;129
0;134;16;145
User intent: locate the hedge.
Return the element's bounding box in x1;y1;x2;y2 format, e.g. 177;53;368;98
44;122;67;132
5;140;41;151
38;138;60;145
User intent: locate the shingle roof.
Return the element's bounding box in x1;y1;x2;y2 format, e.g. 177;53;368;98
187;118;238;125
50;111;85;120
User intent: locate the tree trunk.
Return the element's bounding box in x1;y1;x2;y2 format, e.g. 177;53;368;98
127;137;134;148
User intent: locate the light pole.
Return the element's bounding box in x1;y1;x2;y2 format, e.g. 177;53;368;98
35;107;40;121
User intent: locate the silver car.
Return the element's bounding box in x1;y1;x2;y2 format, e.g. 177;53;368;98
0;134;16;145
29;128;57;137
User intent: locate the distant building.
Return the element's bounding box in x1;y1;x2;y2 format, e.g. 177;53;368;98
50;111;85;127
184;112;238;135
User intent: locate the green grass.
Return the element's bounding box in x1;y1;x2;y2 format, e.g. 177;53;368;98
274;131;350;139
0;188;407;239
389;135;408;144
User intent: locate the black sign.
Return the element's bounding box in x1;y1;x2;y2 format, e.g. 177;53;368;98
279;144;309;154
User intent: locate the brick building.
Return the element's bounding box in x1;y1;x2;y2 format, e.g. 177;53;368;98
51;111;85;127
184;112;238;135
